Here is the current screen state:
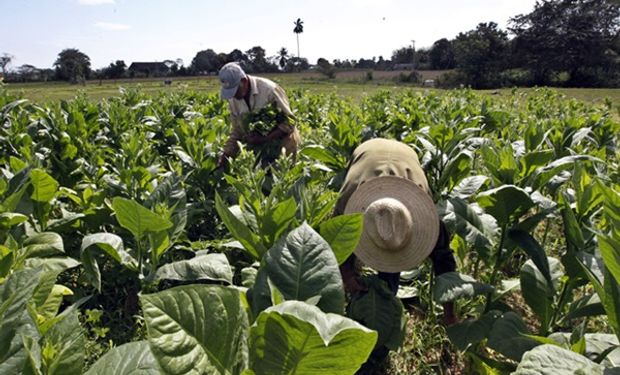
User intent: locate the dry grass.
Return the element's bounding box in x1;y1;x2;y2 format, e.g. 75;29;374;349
385;306;465;375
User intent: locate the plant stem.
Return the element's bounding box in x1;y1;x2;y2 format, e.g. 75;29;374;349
541;218;550;249
548;279;571;334
485;224;507;312
473;258;481;279
136;237;143;277
429;267;436;317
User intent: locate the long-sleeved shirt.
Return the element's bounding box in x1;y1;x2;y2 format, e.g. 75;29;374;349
222;75;301;158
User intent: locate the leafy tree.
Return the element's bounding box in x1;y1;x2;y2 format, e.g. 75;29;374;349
415;48;431;69
103;60;126;79
53;48;91;83
226;49;247;64
333;59;353;69
17;64;38;81
429;38;456;70
191;49;222;74
510;0;620;86
284;57;309;72
453;22;509;88
355;58;376;70
316;57;336;78
163;59;178;75
391;46;414;64
293;18;304;60
245;46;278;73
1;53;13;77
375;56;389;70
277;47;290;70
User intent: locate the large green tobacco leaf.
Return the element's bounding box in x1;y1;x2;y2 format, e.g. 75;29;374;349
520;150;554;179
450;175;489;199
448;311;538;361
0;212;28;229
85;341;162;375
447;312;498;351
346;276;405;350
3;168;31;212
487;311;538;362
215;192;267;260
30;270;62;316
438;197;498;260
477;185;534;225
23;257;80;274
578;258;620;341
40;308;84;375
548;333;620;368
250;223;344;316
513;345;608;375
112;197;173;240
318;213;363;265
250;301;377;375
509;229;553;285
441;150;473;192
36;284;72;325
154;252;233;284
0;269;41;374
529;155;601;191
600;235;620;286
560;193;587;252
141;285;248;375
433;272;494;304
604;268;620;342
520;257;563;332
80;233;137;291
261;196;297;246
301;145;344;168
145;173;188;243
29;169;58;203
23;232;64;258
566;293;604;321
22;334;42;375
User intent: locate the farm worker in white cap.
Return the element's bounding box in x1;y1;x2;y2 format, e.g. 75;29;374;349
335;138;458;325
217;62;301;167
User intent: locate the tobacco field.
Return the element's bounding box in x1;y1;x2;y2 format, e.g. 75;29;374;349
0;83;619;374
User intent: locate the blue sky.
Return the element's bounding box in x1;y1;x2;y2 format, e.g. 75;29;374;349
2;0;539;70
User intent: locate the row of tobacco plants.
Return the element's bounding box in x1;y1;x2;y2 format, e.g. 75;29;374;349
0;81;618;374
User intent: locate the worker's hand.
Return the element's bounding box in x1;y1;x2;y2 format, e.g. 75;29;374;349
245;131;267;145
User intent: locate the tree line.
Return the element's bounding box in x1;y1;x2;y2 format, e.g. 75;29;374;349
1;0;618;88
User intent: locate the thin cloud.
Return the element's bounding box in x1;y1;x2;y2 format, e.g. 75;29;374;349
78;0;115;5
94;22;130;31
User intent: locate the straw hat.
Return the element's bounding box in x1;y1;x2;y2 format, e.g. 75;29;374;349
344;176;439;273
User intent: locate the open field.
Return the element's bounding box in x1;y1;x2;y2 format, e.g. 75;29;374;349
5;70;620;107
1;73;619;375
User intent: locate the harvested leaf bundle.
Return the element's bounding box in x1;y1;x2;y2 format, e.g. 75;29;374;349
242;102;291;135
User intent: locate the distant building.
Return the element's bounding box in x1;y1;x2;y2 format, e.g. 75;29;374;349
128;62;169;77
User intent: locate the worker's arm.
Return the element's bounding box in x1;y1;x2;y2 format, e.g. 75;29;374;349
428;220;458;325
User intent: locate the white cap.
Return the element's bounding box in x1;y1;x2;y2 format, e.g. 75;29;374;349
218;62;247;99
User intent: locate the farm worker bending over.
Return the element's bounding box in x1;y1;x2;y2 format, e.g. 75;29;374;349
336;138;458;325
217;62;301;167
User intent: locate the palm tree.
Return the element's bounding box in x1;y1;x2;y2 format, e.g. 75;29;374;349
277;48;289;70
293;18;304;60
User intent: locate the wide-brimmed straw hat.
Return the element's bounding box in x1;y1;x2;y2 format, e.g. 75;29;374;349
344;176;439;273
